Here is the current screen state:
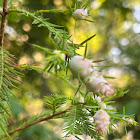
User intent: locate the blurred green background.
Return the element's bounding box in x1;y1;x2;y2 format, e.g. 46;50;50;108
2;0;140;139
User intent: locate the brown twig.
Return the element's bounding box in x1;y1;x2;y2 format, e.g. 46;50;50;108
0;0;8;48
3;108;71;137
75;83;82;96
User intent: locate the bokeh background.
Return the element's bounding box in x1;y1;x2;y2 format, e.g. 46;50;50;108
2;0;140;139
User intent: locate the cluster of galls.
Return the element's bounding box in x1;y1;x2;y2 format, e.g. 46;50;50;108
69;55;115;136
66;55;136;138
69;55;115;97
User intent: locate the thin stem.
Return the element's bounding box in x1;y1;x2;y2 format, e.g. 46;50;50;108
0;0;8;48
0;0;8;95
49;71;85;96
3;108;71;137
84;43;88;58
35;9;71;15
0;49;4;90
75;83;82;96
8;9;62;38
4;102;85;137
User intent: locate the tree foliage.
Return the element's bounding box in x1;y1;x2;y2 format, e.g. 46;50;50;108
0;0;139;139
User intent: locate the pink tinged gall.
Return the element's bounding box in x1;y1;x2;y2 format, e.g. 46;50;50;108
94;109;110;135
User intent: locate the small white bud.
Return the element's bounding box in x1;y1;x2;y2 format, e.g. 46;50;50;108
127;119;134;124
73;9;88;20
106;105;116;111
53;50;65;61
124;118;134;125
93;95;102;103
99;102;106;109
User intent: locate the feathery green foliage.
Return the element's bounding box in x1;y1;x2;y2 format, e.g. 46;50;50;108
0;0;138;139
9;9;67;38
44;93;67;113
0;48;23;113
0;48;23;138
63;104;101;139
